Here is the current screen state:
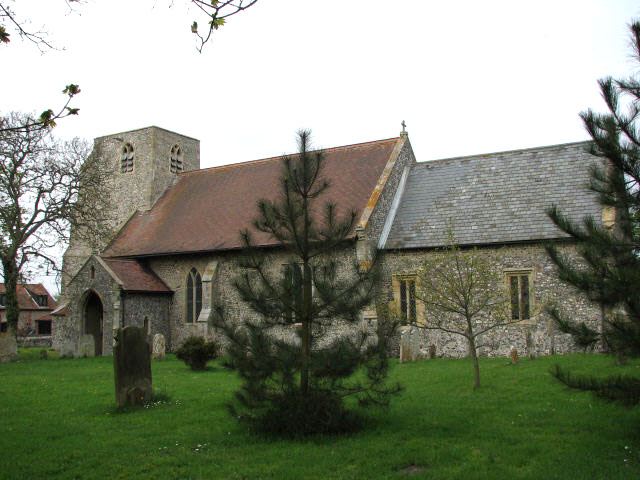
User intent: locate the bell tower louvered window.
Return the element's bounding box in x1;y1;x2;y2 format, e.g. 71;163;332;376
120;143;134;173
170;145;183;173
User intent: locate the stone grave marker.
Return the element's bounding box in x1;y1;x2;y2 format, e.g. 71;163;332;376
60;340;75;358
509;346;519;364
78;334;96;358
0;333;18;363
399;326;420;363
114;326;152;407
152;333;166;360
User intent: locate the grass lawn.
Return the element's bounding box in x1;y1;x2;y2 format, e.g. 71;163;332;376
1;350;639;479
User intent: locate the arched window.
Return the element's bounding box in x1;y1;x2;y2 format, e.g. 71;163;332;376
186;268;202;323
120;143;134;173
170;145;183;173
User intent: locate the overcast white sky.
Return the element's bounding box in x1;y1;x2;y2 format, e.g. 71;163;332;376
3;0;640;293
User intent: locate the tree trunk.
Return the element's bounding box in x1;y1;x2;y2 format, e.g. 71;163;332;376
467;334;480;389
300;262;313;396
2;257;20;336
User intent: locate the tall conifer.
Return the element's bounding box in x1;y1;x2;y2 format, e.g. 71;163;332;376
211;130;401;435
546;21;640;405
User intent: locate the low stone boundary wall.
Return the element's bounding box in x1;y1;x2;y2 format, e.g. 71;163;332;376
17;336;52;348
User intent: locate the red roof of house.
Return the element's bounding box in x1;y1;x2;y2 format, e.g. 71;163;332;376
0;283;57;311
101;258;172;293
104;137;401;257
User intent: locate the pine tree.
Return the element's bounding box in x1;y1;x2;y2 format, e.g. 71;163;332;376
210;130;401;436
545;21;640;405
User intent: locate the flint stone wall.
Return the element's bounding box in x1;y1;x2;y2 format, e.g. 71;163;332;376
381;243;601;359
147;246;370;352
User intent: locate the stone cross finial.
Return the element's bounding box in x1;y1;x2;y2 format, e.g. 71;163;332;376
400;120;408;138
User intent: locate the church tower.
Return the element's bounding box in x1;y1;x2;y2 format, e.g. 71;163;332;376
61;126;200;293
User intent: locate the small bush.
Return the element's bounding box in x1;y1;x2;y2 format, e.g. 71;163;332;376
175;336;219;371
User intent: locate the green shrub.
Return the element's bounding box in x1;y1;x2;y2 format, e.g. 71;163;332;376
175;336;218;370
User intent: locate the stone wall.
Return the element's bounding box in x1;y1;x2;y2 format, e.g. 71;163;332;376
362;137;416;250
380;243;600;358
147;245;369;351
121;293;171;347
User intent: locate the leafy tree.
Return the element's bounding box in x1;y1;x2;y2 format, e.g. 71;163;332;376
408;232;518;389
545;21;640;405
211;130;401;436
0;112;110;337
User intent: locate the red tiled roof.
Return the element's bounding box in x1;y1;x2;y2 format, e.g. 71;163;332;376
104;138;401;257
0;283;57;311
101;258;172;293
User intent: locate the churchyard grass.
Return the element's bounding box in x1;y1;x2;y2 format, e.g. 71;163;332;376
1;350;639;479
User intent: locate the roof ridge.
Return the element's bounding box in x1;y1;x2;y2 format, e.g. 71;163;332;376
179;137;401;176
416;140;592;166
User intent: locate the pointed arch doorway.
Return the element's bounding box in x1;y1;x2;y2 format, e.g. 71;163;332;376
84;291;104;356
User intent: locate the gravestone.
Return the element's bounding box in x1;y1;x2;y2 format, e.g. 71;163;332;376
114;326;152;407
60;340;75;358
399;326;420;363
509;346;519;364
152;333;166;360
78;334;96;358
428;344;437;359
0;333;18;363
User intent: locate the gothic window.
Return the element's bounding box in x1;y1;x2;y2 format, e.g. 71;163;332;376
186;268;202;323
507;271;532;320
392;275;417;324
398;277;417;324
170;145;183;173
120;143;134;173
0;293;5;306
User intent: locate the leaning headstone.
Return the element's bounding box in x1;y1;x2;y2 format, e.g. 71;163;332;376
509;346;519;364
399;326;420;363
0;333;19;363
152;333;166;360
428;344;437;359
39;349;48;360
78;334;96;358
114;326;153;407
60;340;75;359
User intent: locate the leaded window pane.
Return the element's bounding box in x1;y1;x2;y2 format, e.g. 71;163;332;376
520;275;530;320
195;272;202;319
510;276;519;320
400;280;407;321
408;280;416;323
186;272;194;323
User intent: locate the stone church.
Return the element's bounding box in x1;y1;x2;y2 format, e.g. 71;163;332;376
54;125;603;358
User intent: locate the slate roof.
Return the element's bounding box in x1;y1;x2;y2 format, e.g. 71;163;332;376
0;283;57;311
100;258;172;293
105;137;401;257
385;141;602;249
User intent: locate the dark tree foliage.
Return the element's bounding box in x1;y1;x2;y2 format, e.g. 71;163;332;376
545;21;640;405
211;130;401;437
